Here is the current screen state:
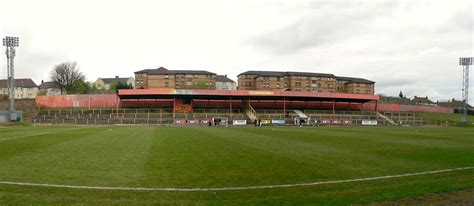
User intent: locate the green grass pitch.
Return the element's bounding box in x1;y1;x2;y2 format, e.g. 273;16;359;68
0;125;473;205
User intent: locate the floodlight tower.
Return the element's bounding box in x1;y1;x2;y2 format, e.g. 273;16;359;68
459;57;473;125
2;36;19;122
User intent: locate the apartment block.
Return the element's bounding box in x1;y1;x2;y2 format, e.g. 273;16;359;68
135;67;216;89
237;71;375;94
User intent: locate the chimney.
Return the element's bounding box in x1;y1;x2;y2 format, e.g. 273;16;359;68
115;75;119;78
41;80;44;84
225;75;227;77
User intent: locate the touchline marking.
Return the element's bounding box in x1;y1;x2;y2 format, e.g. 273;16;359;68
0;128;83;141
0;167;472;192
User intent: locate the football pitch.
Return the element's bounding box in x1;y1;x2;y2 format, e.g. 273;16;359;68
0;125;473;205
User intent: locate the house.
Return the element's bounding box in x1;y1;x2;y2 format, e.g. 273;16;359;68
216;75;236;90
94;76;135;90
378;95;412;105
135;67;216;89
438;98;472;109
412;96;436;106
38;80;62;96
0;78;39;99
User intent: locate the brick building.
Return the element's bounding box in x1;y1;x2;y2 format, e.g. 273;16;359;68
135;67;216;89
237;71;375;94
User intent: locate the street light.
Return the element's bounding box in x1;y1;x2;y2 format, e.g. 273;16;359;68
2;36;20;122
459;57;473;125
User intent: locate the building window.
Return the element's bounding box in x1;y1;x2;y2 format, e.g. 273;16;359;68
295;82;302;88
277;83;280;88
277;77;280;81
356;89;360;93
311;80;317;84
165;75;169;79
164;82;169;87
328;84;334;88
366;90;371;94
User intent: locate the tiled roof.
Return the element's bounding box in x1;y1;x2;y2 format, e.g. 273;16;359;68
39;81;60;89
238;71;335;78
135;67;215;75
216;75;235;83
412;96;434;104
0;78;37;88
336;76;375;84
238;71;374;84
99;77;132;85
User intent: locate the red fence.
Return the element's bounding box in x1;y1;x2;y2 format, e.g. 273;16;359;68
36;94;453;114
362;103;453;113
36;94;119;109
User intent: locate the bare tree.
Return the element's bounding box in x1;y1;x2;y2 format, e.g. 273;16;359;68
50;61;85;94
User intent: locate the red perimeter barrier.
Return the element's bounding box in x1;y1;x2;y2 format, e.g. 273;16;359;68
36;94;119;109
363;103;453;113
36;94;453;114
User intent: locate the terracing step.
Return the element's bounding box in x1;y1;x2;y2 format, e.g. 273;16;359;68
376;112;396;125
293;110;308;118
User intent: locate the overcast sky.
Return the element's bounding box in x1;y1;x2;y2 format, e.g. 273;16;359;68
0;0;473;102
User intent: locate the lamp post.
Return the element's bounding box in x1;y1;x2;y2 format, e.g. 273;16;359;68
459;57;473;125
2;36;19;122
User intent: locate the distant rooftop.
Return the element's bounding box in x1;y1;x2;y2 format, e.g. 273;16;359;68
38;81;60;89
238;70;374;84
216;75;235;83
135;67;216;75
336;76;375;84
98;76;132;85
0;78;37;88
238;71;335;78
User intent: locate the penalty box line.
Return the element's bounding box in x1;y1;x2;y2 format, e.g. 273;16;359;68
0;166;472;192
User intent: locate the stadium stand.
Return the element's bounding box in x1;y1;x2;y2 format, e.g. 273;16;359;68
32;90;437;126
33;107;430;126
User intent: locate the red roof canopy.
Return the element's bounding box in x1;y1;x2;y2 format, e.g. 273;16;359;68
118;89;379;103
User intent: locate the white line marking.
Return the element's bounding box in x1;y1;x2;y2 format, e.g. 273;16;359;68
0;166;472;192
0;128;82;141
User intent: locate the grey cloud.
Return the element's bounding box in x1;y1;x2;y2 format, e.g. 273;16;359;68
15;50;65;83
250;1;400;54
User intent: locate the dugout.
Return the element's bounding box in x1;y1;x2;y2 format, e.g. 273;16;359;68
294;117;310;126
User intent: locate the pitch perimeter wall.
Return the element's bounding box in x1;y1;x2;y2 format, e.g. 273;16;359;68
35;94;453;113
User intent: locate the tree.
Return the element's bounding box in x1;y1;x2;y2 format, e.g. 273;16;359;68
110;80;133;90
68;80;89;94
50;61;85;94
399;91;404;98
